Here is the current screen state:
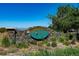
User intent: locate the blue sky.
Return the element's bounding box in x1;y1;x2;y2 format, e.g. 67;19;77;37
0;3;79;28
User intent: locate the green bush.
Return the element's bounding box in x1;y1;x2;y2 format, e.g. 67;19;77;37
50;32;57;47
11;39;16;45
51;41;57;47
69;34;73;40
2;37;10;47
63;40;70;46
16;41;29;48
0;28;6;33
59;36;65;43
59;32;69;42
51;32;57;41
42;41;50;46
50;37;57;47
67;32;76;40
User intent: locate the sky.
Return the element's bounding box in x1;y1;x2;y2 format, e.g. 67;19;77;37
0;3;79;28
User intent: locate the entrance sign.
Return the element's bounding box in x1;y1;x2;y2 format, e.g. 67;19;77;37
30;30;49;40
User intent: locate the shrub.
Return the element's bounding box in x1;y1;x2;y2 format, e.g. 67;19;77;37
59;36;65;43
59;33;66;42
67;32;76;44
63;40;70;46
2;37;10;47
0;28;6;33
49;32;57;47
42;41;50;46
69;34;73;40
51;41;57;47
11;39;16;45
59;32;69;42
16;41;29;48
51;32;57;41
50;36;57;47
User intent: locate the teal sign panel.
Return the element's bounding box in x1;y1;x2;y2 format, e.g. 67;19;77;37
30;30;49;40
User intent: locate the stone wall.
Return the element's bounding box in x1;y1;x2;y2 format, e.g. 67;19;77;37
0;27;51;44
7;30;29;44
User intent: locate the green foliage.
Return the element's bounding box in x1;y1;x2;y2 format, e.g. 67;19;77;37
58;32;71;46
48;24;53;29
2;37;10;47
0;28;7;33
51;32;57;41
69;34;73;40
42;41;50;46
59;33;67;43
25;48;79;56
11;39;16;45
49;5;79;32
16;41;29;48
50;32;57;47
63;40;70;46
51;48;79;56
51;41;57;47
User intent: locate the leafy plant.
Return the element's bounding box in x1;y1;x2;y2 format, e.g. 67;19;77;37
63;40;70;46
49;32;57;47
16;41;29;48
2;37;10;47
11;39;16;45
42;41;50;46
59;35;65;43
51;41;57;47
58;32;69;42
69;34;73;40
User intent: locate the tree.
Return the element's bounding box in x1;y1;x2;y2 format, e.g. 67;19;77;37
49;5;79;32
